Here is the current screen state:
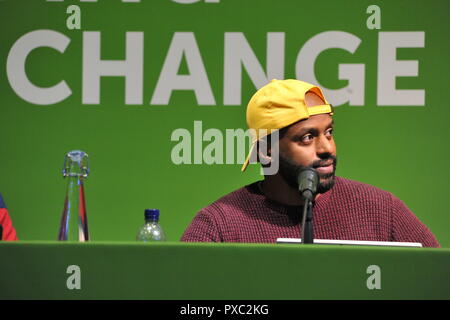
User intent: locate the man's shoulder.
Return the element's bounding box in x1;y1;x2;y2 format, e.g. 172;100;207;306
333;176;393;200
199;182;260;215
334;176;388;191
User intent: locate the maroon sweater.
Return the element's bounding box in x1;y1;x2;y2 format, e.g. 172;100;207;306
181;177;440;247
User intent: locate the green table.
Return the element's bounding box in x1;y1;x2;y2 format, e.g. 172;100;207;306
1;242;449;300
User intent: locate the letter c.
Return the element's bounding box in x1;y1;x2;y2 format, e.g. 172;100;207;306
7;30;72;105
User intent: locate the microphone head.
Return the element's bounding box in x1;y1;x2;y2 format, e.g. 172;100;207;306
297;168;319;200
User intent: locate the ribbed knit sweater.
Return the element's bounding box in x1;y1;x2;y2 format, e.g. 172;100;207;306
181;177;440;247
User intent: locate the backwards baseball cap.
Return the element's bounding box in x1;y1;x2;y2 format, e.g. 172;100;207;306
241;79;333;171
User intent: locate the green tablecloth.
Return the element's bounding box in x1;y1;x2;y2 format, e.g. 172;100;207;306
1;242;449;300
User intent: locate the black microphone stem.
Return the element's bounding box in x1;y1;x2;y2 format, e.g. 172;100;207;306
297;168;318;244
301;197;314;244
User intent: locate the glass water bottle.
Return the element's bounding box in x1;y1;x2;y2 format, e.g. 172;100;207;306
58;150;90;241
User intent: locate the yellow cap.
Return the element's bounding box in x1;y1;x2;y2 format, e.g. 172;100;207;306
241;79;333;171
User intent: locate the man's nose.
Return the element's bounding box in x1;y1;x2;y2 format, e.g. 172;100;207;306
316;134;334;156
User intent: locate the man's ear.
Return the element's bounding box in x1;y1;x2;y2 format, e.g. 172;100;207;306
257;140;272;166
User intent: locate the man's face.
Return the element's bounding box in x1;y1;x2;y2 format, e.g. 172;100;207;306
276;113;337;194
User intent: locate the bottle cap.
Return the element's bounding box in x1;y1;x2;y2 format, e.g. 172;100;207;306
144;209;159;221
62;150;89;178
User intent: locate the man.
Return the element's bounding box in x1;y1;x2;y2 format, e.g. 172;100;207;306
181;79;440;247
0;193;18;241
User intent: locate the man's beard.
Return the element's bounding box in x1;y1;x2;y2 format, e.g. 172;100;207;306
277;153;337;194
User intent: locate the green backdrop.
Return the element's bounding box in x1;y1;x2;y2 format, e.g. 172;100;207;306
0;0;448;246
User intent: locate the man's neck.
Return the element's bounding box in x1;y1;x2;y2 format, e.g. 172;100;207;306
261;174;320;206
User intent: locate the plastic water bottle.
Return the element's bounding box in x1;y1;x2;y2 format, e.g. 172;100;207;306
136;209;166;242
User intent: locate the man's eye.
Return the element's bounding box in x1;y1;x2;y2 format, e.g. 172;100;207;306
326;128;334;136
302;134;313;143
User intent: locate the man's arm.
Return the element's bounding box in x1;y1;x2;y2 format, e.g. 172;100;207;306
390;194;440;248
180;207;222;242
0;194;18;241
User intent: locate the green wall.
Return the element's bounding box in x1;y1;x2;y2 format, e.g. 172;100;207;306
0;0;448;246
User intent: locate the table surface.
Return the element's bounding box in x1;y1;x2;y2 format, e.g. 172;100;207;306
1;241;449;300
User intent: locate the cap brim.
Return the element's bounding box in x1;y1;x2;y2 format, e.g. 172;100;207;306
241;142;256;172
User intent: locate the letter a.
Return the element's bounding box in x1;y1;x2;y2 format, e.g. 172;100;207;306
366;5;381;30
66;5;81;30
66;265;81;290
171;128;192;165
366;265;381;290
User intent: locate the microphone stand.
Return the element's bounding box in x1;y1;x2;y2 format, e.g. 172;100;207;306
300;191;314;244
297;167;318;244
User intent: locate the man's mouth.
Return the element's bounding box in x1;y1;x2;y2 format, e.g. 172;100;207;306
315;161;335;175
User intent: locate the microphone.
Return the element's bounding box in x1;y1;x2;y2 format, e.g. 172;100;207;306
297;168;319;200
